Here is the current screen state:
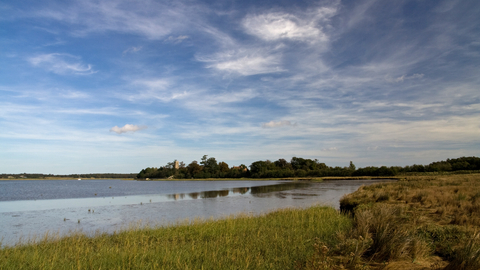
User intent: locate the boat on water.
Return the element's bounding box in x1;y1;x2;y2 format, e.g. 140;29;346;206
78;178;81;181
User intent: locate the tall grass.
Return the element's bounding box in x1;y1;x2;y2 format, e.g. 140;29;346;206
444;232;480;270
339;174;480;268
0;206;351;269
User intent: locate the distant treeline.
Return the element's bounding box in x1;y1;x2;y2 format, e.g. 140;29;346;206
1;173;137;179
137;156;480;179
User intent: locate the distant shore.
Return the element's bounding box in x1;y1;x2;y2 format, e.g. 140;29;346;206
0;176;403;181
0;177;135;181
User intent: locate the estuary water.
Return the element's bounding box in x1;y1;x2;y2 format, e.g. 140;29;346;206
0;179;391;246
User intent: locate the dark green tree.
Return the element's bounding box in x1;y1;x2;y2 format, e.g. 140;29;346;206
200;155;219;176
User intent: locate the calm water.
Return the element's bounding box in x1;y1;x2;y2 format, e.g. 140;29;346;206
0;179;391;246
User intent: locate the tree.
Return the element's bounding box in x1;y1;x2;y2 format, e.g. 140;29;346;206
179;161;186;169
200;155;219;175
249;161;269;176
187;161;202;177
291;157;318;171
349;161;356;171
219;162;229;173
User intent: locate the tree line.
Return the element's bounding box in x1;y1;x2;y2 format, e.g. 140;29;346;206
136;156;480;179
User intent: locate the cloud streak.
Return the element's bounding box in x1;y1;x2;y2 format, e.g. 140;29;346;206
262;120;295;128
28;53;96;75
110;124;147;134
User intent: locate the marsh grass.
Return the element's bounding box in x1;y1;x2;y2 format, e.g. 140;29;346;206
0;206;351;270
444;232;480;270
340;174;480;268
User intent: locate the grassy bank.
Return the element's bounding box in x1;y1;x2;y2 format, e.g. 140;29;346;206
0;206;351;269
340;174;480;269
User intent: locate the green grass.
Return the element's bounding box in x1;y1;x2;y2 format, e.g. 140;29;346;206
0;206;351;270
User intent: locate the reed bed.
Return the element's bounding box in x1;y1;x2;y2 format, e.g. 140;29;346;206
0;206;351;270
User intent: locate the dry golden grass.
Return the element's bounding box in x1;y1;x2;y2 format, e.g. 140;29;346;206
341;174;480;227
339;174;480;269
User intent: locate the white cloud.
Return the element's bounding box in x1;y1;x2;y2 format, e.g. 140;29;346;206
262;120;295;128
196;6;338;77
214;55;283;75
242;7;336;43
110;124;147;134
198;50;284;76
322;147;338;151
28;53;96;75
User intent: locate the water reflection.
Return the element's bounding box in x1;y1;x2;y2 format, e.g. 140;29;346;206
251;182;311;196
166;182;310;201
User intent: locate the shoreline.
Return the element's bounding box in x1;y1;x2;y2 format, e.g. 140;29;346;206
1;176;402;181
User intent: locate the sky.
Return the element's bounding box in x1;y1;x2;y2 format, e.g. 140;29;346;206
1;0;479;174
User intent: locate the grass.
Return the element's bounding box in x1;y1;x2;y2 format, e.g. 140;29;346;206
0;206;352;270
340;174;480;269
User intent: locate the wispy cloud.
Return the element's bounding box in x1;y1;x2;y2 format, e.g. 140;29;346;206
123;46;142;55
206;53;284;76
196;36;288;76
242;7;336;44
385;73;424;83
31;0;195;40
110;124;147;134
122;78;189;102
262;120;295;128
28;53;96;75
165;35;189;44
181;88;259;114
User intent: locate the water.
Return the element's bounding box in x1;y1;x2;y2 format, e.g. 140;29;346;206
0;179;392;246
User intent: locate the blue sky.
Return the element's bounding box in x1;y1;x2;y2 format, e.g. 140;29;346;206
1;0;479;174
